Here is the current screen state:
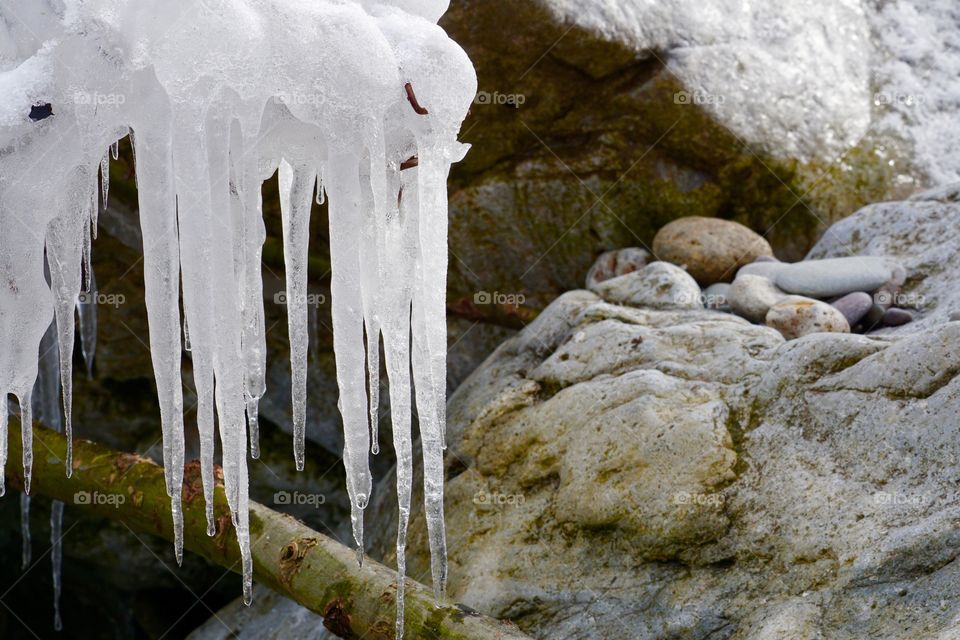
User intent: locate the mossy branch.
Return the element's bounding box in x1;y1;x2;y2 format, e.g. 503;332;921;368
4;419;531;640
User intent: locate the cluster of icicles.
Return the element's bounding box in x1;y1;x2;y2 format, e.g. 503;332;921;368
0;0;475;636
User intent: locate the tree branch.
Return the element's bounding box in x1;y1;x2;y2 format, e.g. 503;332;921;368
4;419;531;640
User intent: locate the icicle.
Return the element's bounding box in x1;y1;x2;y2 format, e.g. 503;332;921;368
51;499;64;631
18;391;33;494
131;100;187;559
100;150;110;212
77;268;97;378
111;140;120;161
183;316;192;351
278;159;315;472
326;150;373;563
20;493;31;569
384;163;416;639
237;146;267;462
412;148;455;598
46;174;92;479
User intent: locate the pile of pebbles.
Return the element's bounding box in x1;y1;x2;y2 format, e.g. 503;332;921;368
587;216;917;340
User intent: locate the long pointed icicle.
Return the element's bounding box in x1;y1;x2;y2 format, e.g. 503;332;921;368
18;391;33;494
327;150;373;564
45;176;90;478
278;159;315;472
383;162;416;638
132;88;187;555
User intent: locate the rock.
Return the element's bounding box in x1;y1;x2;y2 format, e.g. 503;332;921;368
728;274;789;323
951;311;960;322
589;261;702;310
856;303;887;333
702;283;731;311
585;248;651;288
830;291;873;326
775;256;897;298
807;185;960;332
882;308;914;327
765;297;851;340
737;260;788;280
367;281;960;640
652;216;773;284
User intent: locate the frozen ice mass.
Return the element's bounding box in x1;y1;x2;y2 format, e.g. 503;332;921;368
0;0;475;636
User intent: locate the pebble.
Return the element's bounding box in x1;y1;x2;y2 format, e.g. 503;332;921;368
737;261;788;280
590;261;702;310
652;216;773;285
585;247;651;288
765;297;850;340
950;311;960;322
775;257;899;298
882;308;914;327
728;275;788;323
702;283;731;311
830;292;873;326
854;304;887;333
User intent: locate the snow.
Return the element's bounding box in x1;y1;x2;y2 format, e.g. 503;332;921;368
0;0;475;635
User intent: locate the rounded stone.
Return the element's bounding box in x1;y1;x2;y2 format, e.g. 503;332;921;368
775;257;899;298
950;311;960;322
765;297;851;340
652;216;773;285
855;304;887;333
882;308;914;327
830;292;873;326
702;283;731;311
590;261;703;310
585;247;651;288
737;261;788;280
728;275;789;323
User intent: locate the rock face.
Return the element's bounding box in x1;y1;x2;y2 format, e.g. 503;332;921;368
367;288;960;640
652;216;774;284
589;261;702;310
